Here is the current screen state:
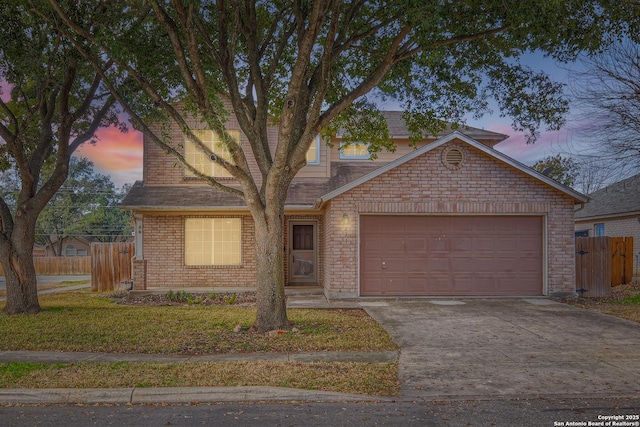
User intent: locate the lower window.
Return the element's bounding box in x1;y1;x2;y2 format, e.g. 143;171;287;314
185;218;241;265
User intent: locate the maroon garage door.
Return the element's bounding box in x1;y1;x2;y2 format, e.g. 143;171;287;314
360;215;543;296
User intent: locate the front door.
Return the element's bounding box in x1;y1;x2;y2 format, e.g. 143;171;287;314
288;222;317;284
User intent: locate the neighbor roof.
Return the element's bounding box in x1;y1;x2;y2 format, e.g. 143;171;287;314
575;173;640;220
377;111;508;146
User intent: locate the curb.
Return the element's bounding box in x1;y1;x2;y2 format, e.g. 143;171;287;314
0;386;386;405
0;350;399;364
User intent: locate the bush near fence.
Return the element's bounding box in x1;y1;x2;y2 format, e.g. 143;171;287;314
0;256;91;276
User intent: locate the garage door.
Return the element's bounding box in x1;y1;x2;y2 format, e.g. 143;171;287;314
360;215;543;296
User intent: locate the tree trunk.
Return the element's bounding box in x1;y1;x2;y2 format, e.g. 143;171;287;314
1;214;41;314
1;242;40;315
252;206;289;333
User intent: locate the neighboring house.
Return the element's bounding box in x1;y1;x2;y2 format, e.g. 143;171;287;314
40;236;92;257
575;173;640;277
121;104;587;298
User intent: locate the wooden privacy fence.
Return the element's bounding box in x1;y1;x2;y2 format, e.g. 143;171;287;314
610;236;634;286
91;242;135;292
575;236;634;297
0;256;90;275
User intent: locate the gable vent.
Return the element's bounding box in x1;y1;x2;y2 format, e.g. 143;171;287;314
442;147;465;170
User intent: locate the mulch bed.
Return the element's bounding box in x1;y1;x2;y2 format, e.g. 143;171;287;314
108;291;257;307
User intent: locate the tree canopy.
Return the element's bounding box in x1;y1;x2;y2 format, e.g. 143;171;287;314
532;154;579;188
0;0;121;313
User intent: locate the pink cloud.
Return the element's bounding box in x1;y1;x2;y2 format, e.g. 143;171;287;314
75;125;143;186
476;120;572;166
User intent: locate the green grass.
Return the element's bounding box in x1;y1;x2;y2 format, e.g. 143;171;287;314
0;291;399;395
0;290;396;354
615;294;640;305
0;361;399;395
59;280;91;285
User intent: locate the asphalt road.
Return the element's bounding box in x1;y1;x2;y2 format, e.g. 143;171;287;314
0;397;638;427
0;275;91;290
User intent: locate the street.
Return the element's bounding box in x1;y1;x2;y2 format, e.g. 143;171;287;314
1;397;639;427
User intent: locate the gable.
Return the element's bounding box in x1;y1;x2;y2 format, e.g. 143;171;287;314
315;132;587;208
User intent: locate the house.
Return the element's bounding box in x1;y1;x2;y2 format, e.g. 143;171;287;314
121;104;587;298
575;173;640;278
38;236;92;257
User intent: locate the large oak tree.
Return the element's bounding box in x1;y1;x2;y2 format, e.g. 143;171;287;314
0;1;121;314
49;0;636;331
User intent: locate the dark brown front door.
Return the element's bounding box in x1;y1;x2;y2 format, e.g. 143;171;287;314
360;215;543;296
289;222;317;284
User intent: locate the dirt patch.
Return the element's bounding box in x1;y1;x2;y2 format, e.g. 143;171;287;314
555;282;640;323
108;291;257;307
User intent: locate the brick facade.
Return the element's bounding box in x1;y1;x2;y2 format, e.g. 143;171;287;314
323;141;578;298
134;213;326;289
143;99;278;187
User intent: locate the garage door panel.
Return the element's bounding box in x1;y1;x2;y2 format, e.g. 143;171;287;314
360;215;543;296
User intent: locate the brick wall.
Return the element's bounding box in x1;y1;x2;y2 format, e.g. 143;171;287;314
143;99;279;187
324;140;578;297
140;214;257;288
136;213;325;289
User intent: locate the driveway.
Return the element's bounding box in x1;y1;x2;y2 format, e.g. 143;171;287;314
363;298;640;400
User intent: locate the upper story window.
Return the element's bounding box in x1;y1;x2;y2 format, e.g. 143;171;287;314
339;142;370;160
306;135;321;165
185;129;239;178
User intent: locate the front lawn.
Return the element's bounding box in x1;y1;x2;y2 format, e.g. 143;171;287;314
0;290;399;395
0;290;396;354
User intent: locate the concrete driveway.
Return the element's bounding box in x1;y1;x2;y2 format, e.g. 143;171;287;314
363;298;640;400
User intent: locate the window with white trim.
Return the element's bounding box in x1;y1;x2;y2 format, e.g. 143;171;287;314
185;218;242;266
306;135;320;165
339;142;370;159
185;129;239;178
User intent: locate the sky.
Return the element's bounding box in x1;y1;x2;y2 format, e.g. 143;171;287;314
1;54;585;188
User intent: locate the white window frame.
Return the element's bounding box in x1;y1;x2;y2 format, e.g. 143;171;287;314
306;135;321;165
339;142;370;160
184;130;238;178
184;218;242;266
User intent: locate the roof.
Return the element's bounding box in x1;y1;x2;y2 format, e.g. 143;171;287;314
315;131;588;207
377;111;507;146
123;131;587;212
575;173;640;220
120;163;381;210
